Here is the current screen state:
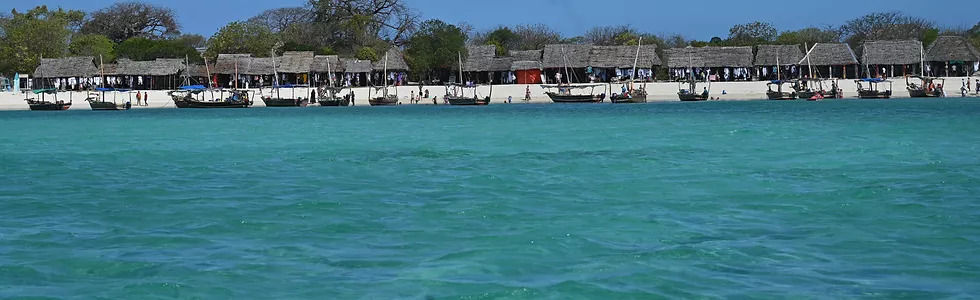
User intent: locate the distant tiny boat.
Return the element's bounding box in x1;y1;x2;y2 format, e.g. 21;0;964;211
766;80;798;100
261;84;311;107
855;78;893;99
795;78;842;99
611;38;648;104
369;94;398;106
25;88;71;111
446;53;491;106
317;86;351;106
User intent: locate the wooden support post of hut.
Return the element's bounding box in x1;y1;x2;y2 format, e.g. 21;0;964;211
797;43;860;79
925;36;980;77
861;40;922;78
588;45;661;83
754;45;804;81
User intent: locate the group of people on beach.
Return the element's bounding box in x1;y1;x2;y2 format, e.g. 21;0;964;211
961;78;980;97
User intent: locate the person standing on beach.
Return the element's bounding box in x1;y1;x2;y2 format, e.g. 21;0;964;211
143;92;148;106
136;91;143;106
525;86;531;102
350;91;355;106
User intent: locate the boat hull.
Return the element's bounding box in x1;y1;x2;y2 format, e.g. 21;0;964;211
369;98;398;106
262;98;309;107
797;90;841;99
447;97;490;106
27;101;71;111
183;99;251;108
611;93;647;103
88;101;131;111
767;91;798;100
546;92;605;103
678;93;708;101
318;98;351;106
907;88;942;98
858;90;892;99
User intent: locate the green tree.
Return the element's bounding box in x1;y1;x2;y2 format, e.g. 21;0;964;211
0;6;85;74
356;47;379;61
115;37;202;63
727;21;777;46
80;1;179;43
69;34;116;62
840;12;935;49
484;26;518;56
204;21;277;60
404;19;466;80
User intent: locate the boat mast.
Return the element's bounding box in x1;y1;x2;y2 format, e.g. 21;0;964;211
383;51;389;97
99;54;105;89
631;37;642;89
919;43;925;76
204;56;215;99
805;43;814;78
560;45;570;84
271;50;280;98
776;51;781;81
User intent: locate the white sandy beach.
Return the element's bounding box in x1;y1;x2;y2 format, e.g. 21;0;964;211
1;77;978;110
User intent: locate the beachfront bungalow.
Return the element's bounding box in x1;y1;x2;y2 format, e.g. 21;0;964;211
372;48;410;86
542;44;593;84
184;64;210;87
341;58;373;87
925;36;980;77
311;55;342;87
32;56;99;90
860;40;922;78
664;46;754;82
798;43;860;79
277;51;315;85
113;58;185;90
212;54;251;88
462;45;517;85
509;50;543;85
587;45;661;82
754;45;804;80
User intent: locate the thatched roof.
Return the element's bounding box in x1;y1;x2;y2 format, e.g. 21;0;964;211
186;64;209;77
463;45;497;72
926;36;980;62
511;60;542;71
588;45;661;68
213;54;251;75
861;40;922;65
245;57;275;75
342;58;373;73
311;55;342;73
664;46;754;68
33;56;98;78
754;45;804;66
100;63;118;76
510;50;542;61
373;48;410;71
278;51;314;74
115;58;184;76
542;44;593;68
800;43;858;66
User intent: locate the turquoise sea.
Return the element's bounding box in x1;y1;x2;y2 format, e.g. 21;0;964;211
2;99;980;299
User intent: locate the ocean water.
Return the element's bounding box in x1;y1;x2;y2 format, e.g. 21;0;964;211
2;99;980;299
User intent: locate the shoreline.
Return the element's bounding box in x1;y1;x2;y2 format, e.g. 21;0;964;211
2;77;978;110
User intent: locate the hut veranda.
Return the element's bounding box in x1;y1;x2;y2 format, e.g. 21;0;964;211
925;36;980;77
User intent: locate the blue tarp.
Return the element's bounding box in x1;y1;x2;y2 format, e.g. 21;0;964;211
769;80;787;84
273;84;309;88
179;85;207;90
859;78;885;83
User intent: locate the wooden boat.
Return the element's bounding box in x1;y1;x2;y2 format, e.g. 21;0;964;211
906;75;944;98
317;87;351;106
370;50;399;106
369;94;398;106
183;89;252;108
796;78;843;99
855;78;893;99
87;88;132;110
677;79;709;101
25;89;71;111
611;38;648;104
766;80;798;100
542;84;605;103
446;54;491;106
261;84;311;107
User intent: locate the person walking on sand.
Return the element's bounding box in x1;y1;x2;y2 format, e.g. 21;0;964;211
136;91;143;106
143;92;148;106
350;91;355;106
525;86;531;102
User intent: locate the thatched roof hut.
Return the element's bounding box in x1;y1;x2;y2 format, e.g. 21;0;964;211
341;58;373;73
664;46;754;68
115;58;184;76
311;55;342;73
100;63;118;76
278;51;314;74
373;48;410;71
463;45;497;72
588;45;661;68
542;44;593;68
213;54;251;75
754;45;803;66
186;64;209;78
33;56;98;78
799;43;858;66
245;57;275;75
861;40;922;65
511;60;543;71
925;36;980;62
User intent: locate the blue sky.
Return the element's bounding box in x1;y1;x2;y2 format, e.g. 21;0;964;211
11;0;980;39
